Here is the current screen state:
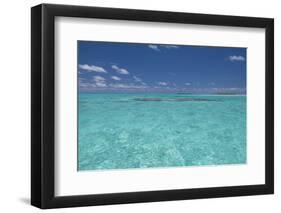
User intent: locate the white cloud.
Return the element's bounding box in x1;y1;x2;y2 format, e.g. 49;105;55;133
95;82;107;87
148;45;160;51
148;44;179;51
93;76;105;82
79;82;94;88
111;65;129;75
109;83;148;89
208;82;216;86
111;76;121;81
133;76;147;85
185;82;191;86
189;87;246;93
229;88;240;91
228;55;245;62
133;76;142;82
158;82;168;86
92;76;107;87
161;45;179;49
79;64;107;73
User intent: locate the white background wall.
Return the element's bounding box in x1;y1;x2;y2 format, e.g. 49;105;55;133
0;0;279;212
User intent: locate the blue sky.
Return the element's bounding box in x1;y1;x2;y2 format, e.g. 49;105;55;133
78;41;246;93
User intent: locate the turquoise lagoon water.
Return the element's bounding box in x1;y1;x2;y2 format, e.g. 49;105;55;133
78;93;246;171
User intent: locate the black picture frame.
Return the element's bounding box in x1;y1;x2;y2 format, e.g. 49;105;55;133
31;3;274;209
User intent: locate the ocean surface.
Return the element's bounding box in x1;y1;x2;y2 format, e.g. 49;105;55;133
78;93;246;171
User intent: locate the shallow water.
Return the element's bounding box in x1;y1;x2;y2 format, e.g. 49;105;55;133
78;93;246;171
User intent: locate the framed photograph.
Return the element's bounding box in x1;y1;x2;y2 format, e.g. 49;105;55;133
31;4;274;209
